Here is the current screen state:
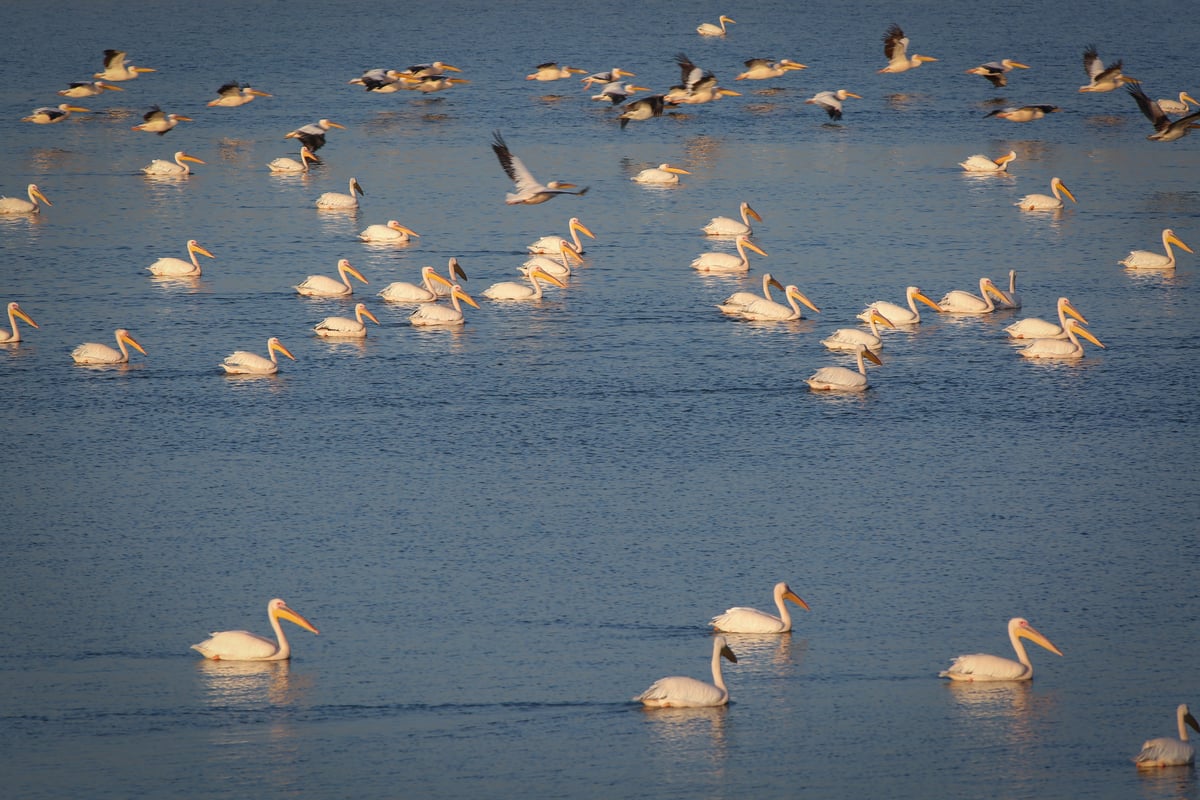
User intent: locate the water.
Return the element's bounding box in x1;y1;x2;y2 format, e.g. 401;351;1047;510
2;0;1198;797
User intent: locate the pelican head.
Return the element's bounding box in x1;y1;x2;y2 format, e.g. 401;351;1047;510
528;267;568;288
29;185;52;208
911;288;942;311
322;119;346;130
8;302;39;329
716;635;738;663
187;239;215;260
569;217;596;240
742;202;763;223
177;152;206;167
1011;617;1064;656
547;181;579;190
786;285;821;314
737;236;768;258
267;337;297;362
996;151;1017;167
778;583;810;611
117;329;148;356
1165;229;1194;254
350;178;365;197
867;309;896;329
423;266;456;290
339;259;368;284
448;257;469;282
452;285;480;309
1051;177;1077;204
719;15;736;25
386;220;420;237
1060;298;1088;326
269;598;318;633
862;347;884;366
658;164;691;176
354;303;381;325
1064;319;1105;349
558;241;586;263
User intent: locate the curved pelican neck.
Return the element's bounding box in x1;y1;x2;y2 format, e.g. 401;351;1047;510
710;643;729;692
268;606;290;659
1178;706;1193;741
773;591;793;631
1008;624;1033;672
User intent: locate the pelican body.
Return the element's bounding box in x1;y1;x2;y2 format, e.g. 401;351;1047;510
72;329;146;365
526;63;587;81
736;58;806;81
940;617;1063;681
1080;46;1135;92
285;119;345;152
191;598;318;661
879;24;937;73
1135;704;1200;768
858;286;941;325
938;277;1006;314
985;104;1060;123
634;636;737;708
632;164;690;185
589;81;649;105
697;15;735;37
1005;297;1086;340
710;582;810;633
703;202;761;236
667;54;741;105
314;303;380;338
959;151;1016;173
805;89;861;120
1127;84;1200;142
1018;319;1104;359
717;273;783;315
148;240;215;277
806;345;882;392
691;235;767;273
132;106;191;135
59;80;123;98
966;59;1029;88
1016;177;1076;211
207;82;271;107
618;95;666;129
316;178;364;210
142;152;205;176
483;266;566;300
492;131;587;204
0;184;51;214
0;302;38;343
268;146;319;174
528;217;594;255
724;284;819;321
220;337;295;375
1158;92;1199;115
378;264;461;303
360;220;419;243
822;309;895;352
95;49;155;81
409;284;479;326
23;104;88;124
1120;228;1192;269
520;241;584;281
296;259;367;297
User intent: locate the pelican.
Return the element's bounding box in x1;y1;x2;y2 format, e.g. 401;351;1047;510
690;235;767;273
1080;46;1136;92
141;151;205;176
400;75;469;93
285;119;345;152
879;24;937;73
191;598;317;661
267;146;319;173
314;303;380;338
0;184;51;214
378;265;455;303
399;61;461;78
985;104;1060;122
940;617;1063;681
0;302;38;343
632;164;690;185
965;59;1029;88
1016;177;1076;211
147;239;215;277
22;104;88;124
315;178;364;210
1135;704;1200;768
296;259;367;297
207;82;271;107
589;81;649;105
95;49;154;81
220;337;296;375
736;58;807;80
938;277;1006;314
520;241;584;280
71;329;146;365
409;284;479;327
804;89;861;120
581;68;636;88
618;95;667;129
993;269;1021;309
822;309;895;352
710;582;810;634
492;131;587;204
1127;84;1200;142
526;62;587;81
724;284;819;321
1018;319;1105;359
1005;297;1087;339
349;68;403;92
717;273;783;315
858;286;941;325
806;345;882;392
697;15;735;37
359;220;419;243
666;54;740;105
483;266;566;301
959;150;1016;173
131;106;191;135
59;80;123;98
703;202;762;236
1120;228;1193;269
528;218;595;255
1157;91;1199;115
634;636;737;708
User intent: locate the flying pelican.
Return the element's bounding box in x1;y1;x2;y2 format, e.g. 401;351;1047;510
589;81;649;105
528;218;595;255
349;68;403;92
965;59;1029;88
0;184;51;214
220;337;296;375
938;277;1006;314
132;106;191;135
1135;704;1200;768
520;240;584;280
634;636;738;708
378;262;463;303
526;62;587;81
690;235;767;273
22;104;88;124
71;329;146;365
1016;177;1076;211
359;220;419;243
141;151;205;176
618;95;667;129
993;269;1021;309
409;284;479;327
95;49;154;81
807;345;882;392
1157;91;1199;115
632;164;690;184
959;150;1016;173
697;15;735;37
858;286;941;325
723;284;819;321
483;266;566;301
666;54;740;105
1080;45;1136;92
0;302;38;343
940;617;1063;681
207;82;271;107
879;24;937;73
804;89;861;120
147;239;215;277
710;582;810;633
703;202;762;236
285;119;345;152
1127;84;1200;142
314;302;381;338
581;68;637;88
1005;297;1087;340
717;273;783;315
1119;228;1193;269
59;80;123;98
1018;319;1105;359
401;75;470;93
295;259;367;297
821;309;896;352
399;60;461;78
315;178;364;210
736;58;807;80
191;598;317;661
267;146;319;173
985;104;1060;122
492;131;588;204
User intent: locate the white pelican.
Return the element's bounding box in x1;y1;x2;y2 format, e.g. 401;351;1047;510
879;23;937;73
697;15;735;36
1005;297;1087;339
736;58;807;80
0;302;38;343
526;62;587;81
938;277;1006;314
95;49;155;81
805;89;861;120
1127;84;1200;142
520;241;584;280
285;119;345;152
1080;46;1136;92
207;82;271;107
492;131;587;204
821;309;895;352
399;61;461;78
858;286;941;325
959;150;1016;173
141;151;205;176
1015;177;1076;211
296;259;367;297
1135;704;1200;768
409;284;479;327
191;598;318;661
378;262;464;303
400;75;469;93
528;217;595;255
220;337;296;375
314;302;380;338
716;273;783;315
1018;319;1105;359
1158;92;1199;115
59;80;123;98
965;59;1029;88
1120;228;1193;269
666;54;740;105
690;235;767;273
634;636;737;708
632;164;690;184
581;68;636;88
618;95;667;129
359;220;419;243
71;328;147;365
267;146;319;174
939;617;1063;681
350;68;404;92
710;582;810;633
703;202;762;236
724;284;819;321
316;178;364;210
132;106;191;135
985;104;1060;122
590;81;649;105
993;269;1021;309
22;104;88;124
147;239;215;277
483;266;566;300
806;345;882;392
0;184;51;214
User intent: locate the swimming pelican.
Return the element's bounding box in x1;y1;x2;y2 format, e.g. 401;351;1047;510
1127;84;1200;142
618;95;667;129
492;131;587;204
267;146;319;173
858;286;941;325
1119;228;1193;269
296;259;367;297
634;636;738;708
95;49;155;81
703;202;762;236
589;81;649;105
285;119;345;152
147;239;215;277
736;58;807;80
207;82;271;107
806;345;882;392
1005;297;1088;340
959;150;1016;173
219;337;296;375
1135;704;1200;768
1157;91;1199;115
710;582;810;633
938;277;1006;314
0;184;51;214
71;329;147;365
1016;177;1076;211
940;617;1063;681
22;104;88;124
359;220;419;243
58;80;123;98
690;235;767;273
483;266;566;301
378;261;465;303
697;15;735;37
581;68;637;88
1018;319;1105;359
965;59;1029;88
409;284;479;327
716;273;784;315
0;302;38;343
1080;46;1136;92
804;89;861;120
316;178;364;210
191;598;318;661
528;218;595;255
632;164;690;184
724;284;819;321
141;151;205;176
666;54;740;105
993;269;1021;309
879;24;937;73
821;309;895;351
314;303;380;338
520;241;584;280
985;104;1060;122
526;63;587;81
132;106;191;135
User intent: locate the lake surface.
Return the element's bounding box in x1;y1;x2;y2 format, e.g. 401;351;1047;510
2;1;1198;798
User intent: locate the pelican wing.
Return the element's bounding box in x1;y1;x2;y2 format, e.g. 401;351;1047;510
191;630;279;660
491;131;540;193
939;653;1028;681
